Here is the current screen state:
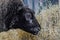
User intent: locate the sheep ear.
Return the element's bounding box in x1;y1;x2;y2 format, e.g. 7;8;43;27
17;7;25;15
17;6;23;11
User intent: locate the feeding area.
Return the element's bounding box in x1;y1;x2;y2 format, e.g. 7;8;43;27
0;0;59;40
0;4;59;40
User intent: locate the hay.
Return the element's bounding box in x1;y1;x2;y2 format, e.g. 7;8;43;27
0;5;60;40
36;5;60;40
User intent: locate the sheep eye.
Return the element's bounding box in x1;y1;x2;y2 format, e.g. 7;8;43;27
25;13;32;20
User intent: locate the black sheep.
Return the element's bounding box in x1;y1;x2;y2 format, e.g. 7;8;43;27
4;0;41;35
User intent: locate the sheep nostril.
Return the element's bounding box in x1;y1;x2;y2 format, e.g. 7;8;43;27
30;27;40;32
34;27;40;32
38;27;40;31
30;27;40;35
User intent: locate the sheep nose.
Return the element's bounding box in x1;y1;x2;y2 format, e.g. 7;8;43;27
34;27;40;32
30;27;40;35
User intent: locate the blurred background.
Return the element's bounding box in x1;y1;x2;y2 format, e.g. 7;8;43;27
22;0;58;15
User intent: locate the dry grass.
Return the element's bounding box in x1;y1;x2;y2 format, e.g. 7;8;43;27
36;5;60;40
0;5;60;40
